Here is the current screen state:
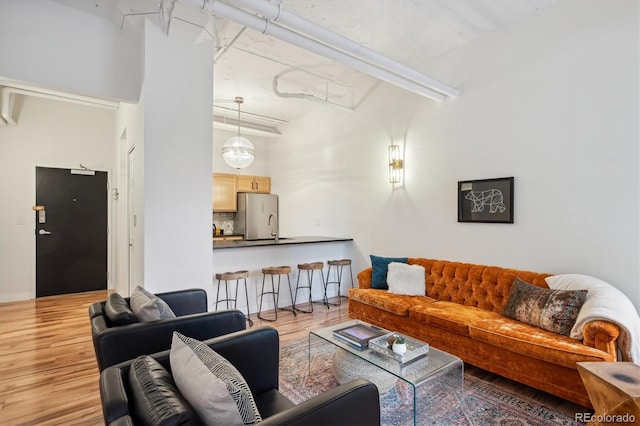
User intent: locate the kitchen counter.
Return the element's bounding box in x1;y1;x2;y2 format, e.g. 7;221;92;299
211;236;355;317
212;234;244;241
212;236;353;249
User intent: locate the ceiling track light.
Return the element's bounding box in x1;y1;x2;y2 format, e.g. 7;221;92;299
213;117;281;138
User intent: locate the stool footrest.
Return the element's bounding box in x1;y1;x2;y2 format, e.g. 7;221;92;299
293;264;327;313
323;261;354;308
259;267;296;322
214;273;252;327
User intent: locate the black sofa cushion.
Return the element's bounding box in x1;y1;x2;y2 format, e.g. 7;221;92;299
105;293;137;326
128;355;197;426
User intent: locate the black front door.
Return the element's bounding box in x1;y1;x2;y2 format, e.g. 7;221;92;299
35;167;108;297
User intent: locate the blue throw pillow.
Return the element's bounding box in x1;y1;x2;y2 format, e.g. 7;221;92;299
370;255;408;290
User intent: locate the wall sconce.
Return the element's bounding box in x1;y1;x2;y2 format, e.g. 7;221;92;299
388;144;403;183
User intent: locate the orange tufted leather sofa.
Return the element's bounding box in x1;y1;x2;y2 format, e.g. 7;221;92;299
348;258;621;408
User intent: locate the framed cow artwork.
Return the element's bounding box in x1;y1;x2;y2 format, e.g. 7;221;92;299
458;177;514;223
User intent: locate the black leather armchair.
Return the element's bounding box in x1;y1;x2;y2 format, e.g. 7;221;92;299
89;288;247;371
100;327;380;426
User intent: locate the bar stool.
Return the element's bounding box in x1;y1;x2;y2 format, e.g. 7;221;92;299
324;259;354;306
294;262;326;313
258;266;296;322
214;270;253;326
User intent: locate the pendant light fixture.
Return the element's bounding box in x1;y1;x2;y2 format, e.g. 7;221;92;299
222;96;255;169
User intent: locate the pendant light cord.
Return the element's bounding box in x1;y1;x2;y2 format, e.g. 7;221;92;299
235;96;243;137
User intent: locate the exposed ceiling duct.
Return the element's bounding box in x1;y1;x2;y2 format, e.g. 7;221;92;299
272;75;355;112
271;66;356;111
181;0;460;102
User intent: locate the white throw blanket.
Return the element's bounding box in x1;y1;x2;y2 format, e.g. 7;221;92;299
546;274;640;365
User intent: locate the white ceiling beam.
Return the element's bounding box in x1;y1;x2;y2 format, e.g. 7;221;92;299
230;0;460;98
185;0;452;102
0;82;119;127
213;116;282;137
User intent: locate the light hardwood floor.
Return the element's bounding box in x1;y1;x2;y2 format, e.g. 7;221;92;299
0;290;581;425
0;290;351;425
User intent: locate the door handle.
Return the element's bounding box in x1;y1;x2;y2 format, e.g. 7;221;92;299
38;229;52;235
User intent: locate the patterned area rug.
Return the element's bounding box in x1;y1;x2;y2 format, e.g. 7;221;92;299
279;337;585;426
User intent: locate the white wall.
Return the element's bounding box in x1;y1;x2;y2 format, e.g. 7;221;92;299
0;12;216;300
0;3;217;300
0;0;141;102
0;96;116;301
271;0;640;311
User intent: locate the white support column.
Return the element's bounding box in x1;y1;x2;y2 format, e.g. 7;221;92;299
140;19;214;293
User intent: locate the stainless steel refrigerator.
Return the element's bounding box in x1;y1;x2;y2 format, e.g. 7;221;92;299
234;193;279;240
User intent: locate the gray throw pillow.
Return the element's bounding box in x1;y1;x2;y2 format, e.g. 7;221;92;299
128;355;197;425
130;286;176;322
502;277;588;336
170;332;262;425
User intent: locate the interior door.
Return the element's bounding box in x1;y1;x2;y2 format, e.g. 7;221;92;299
35;166;108;297
127;147;136;295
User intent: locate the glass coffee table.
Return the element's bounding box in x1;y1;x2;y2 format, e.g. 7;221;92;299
309;320;463;426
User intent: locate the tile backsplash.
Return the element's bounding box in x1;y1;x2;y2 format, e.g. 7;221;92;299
213;212;235;234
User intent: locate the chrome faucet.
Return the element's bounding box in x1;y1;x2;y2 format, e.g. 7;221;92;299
268;213;279;242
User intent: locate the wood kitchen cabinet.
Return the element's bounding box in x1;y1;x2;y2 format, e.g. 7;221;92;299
236;175;271;193
213;173;271;211
212;173;237;212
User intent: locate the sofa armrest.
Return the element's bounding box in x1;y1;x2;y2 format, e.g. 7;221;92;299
258;379;380;426
100;364;131;425
108;417;134;426
100;328;280;424
583;320;620;359
206;327;280;395
92;309;246;370
89;301;105;319
356;268;373;289
157;288;208;316
90;288;207;322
